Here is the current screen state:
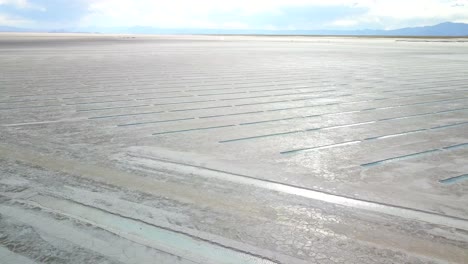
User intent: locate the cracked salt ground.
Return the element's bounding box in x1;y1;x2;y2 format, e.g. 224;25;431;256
1;34;468;263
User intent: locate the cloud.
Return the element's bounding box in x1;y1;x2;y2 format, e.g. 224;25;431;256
368;0;468;26
331;19;360;27
0;12;33;26
0;0;39;27
331;0;468;29
0;0;45;11
79;0;468;29
1;0;468;30
80;0;369;29
0;0;89;28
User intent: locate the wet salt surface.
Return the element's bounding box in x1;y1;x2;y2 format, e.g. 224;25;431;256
1;34;468;264
1;34;468;216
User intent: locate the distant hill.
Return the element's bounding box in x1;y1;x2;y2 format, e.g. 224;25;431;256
1;22;468;36
95;22;468;36
97;22;468;36
373;22;468;36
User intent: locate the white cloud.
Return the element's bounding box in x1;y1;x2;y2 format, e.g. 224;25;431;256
79;0;468;29
331;19;360;27
80;0;369;28
3;0;468;29
366;0;468;23
331;0;468;29
0;13;33;26
0;0;45;10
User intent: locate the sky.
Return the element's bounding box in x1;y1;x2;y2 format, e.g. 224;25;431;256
0;0;468;31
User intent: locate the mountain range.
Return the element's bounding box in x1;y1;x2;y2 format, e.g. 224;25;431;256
1;22;468;36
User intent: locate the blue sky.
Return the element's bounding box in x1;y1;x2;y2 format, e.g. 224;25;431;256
1;0;468;30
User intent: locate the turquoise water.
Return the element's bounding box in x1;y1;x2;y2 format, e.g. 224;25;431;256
439;174;468;184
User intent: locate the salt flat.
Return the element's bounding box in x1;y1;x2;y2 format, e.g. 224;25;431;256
0;34;467;264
